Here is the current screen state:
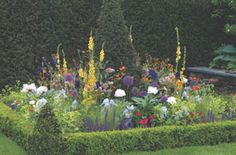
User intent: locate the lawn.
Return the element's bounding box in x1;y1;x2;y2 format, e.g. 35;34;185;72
123;143;236;155
0;133;26;155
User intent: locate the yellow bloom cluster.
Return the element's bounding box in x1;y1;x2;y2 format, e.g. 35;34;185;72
88;33;94;51
176;43;181;63
180;46;187;80
78;68;84;78
99;48;105;62
88;59;96;88
63;57;67;75
56;50;60;72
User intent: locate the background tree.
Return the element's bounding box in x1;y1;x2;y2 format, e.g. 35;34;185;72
212;0;236;37
95;0;136;68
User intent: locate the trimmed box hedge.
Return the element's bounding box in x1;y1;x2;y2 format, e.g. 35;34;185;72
1;102;236;155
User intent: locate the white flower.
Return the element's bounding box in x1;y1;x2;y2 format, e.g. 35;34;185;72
21;83;37;93
114;89;126;97
183;77;188;84
147;86;158;95
161;106;167;113
123;105;135;119
36;86;48;96
35;98;47;111
167;96;177;105
195;95;201;103
181;91;189;99
29;100;36;105
101;98;117;111
160;106;168;119
54;89;67;99
71;100;78;109
126;105;135;111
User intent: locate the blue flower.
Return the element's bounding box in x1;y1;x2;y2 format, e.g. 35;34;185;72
160;96;168;102
139;90;147;97
149;69;158;80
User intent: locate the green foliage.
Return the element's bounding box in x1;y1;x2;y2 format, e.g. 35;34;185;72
209;44;236;70
29;104;65;155
95;0;136;68
1;102;236;155
212;0;236;36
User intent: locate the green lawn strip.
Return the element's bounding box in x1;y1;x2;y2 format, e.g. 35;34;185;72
123;143;236;155
0;133;27;155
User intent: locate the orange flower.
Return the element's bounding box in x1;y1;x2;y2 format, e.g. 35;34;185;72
119;66;126;72
142;77;150;83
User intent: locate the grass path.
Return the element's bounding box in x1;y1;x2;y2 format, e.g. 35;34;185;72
0;133;26;155
124;143;236;155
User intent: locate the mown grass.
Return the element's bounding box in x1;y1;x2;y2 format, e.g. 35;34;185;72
0;133;27;155
123;143;236;155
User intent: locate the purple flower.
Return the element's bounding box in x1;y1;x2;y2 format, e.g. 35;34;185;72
149;69;158;80
160;95;168;102
122;75;134;87
75;80;80;88
64;74;73;82
149;81;159;88
96;82;101;88
139;90;147;97
70;89;78;97
131;87;139;97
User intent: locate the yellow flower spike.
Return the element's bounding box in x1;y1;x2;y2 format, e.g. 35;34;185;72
56;43;62;72
88;31;94;51
100;48;105;63
79;68;84;78
62;50;67;75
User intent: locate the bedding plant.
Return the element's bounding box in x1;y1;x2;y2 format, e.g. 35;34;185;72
1;28;236;133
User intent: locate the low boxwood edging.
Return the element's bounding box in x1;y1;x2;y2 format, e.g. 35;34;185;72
65;122;236;155
1;102;236;155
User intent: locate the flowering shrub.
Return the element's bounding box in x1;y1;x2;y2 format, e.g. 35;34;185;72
1;28;236;133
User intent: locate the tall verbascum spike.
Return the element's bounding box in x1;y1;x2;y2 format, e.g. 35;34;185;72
62;50;67;75
180;46;187;80
56;43;62;72
100;42;105;63
175;27;182;73
88;31;94;51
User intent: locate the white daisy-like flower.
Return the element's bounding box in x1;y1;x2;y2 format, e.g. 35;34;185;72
147;86;158;95
114;89;126;97
167;96;177;105
36;86;48;96
183;77;188;84
21;83;37;93
29;100;36;105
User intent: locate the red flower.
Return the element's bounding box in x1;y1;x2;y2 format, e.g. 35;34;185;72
149;115;155;123
28;109;34;113
149;115;155;119
189;112;194;117
135;111;142;117
139;118;148;125
198;111;203;117
192;85;199;91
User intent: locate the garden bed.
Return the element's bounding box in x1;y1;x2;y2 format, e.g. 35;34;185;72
1;102;236;155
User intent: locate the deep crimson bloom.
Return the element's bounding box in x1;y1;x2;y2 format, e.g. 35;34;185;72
149;115;155;123
135;111;142;117
149;115;155;120
192;85;199;91
189;112;194;117
139;118;148;125
198;111;203;117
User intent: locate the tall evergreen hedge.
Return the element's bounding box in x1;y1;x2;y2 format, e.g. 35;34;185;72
0;0;232;88
95;0;136;68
